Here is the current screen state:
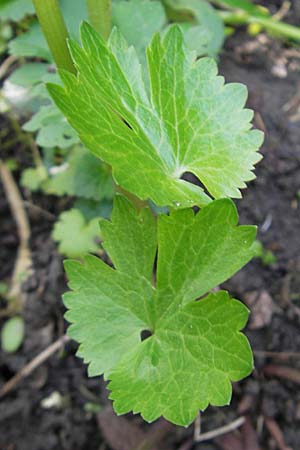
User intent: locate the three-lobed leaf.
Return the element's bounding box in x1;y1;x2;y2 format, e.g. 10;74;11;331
48;23;263;209
52;209;100;258
64;195;256;426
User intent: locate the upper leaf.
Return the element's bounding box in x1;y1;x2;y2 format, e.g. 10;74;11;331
64;195;256;425
163;0;224;55
112;0;166;66
48;23;263;209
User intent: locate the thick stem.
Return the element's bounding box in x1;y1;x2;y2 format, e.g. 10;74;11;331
32;0;75;73
87;0;112;39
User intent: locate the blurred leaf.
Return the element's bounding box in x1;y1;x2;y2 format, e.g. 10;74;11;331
52;209;100;258
1;316;25;353
23;103;80;149
5;158;18;171
21;165;48;191
0;281;8;296
60;0;88;40
253;240;276;266
9;22;52;60
112;0;166;64
164;0;225;55
30;72;61;99
44;146;114;201
0;0;34;21
8;63;50;88
84;402;102;414
8;0;87;61
74;198;113;220
178;22;211;55
0;22;13;55
112;0;223;60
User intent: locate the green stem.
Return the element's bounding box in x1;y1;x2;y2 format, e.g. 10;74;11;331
87;0;112;39
32;0;75;73
253;17;300;41
219;10;300;41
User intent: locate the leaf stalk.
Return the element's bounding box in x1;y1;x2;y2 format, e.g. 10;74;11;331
32;0;76;74
87;0;112;39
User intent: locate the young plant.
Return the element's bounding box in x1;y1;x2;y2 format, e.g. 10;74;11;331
31;0;264;427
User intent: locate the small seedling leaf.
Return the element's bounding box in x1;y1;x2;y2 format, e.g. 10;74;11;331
1;316;25;353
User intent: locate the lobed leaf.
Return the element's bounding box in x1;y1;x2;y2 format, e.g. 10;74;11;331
48;23;263;209
64;195;256;426
52;209;100;258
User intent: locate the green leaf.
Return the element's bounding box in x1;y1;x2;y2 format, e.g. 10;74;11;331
64;195;256;426
9;22;52;61
74;198;113;220
1;316;25;353
21;165;48;191
30;71;61;99
0;281;9;296
8;0;87;60
23;103;80;149
8;63;50;88
48;24;263;209
164;0;225;55
112;0;223;60
60;0;88;41
178;22;211;56
52;208;100;258
0;0;34;21
44;146;114;201
8;22;52;62
112;0;166;65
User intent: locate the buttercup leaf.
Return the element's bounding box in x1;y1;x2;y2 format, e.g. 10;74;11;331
53;209;100;258
48;23;263;209
64;195;256;426
44;146;114;201
23;104;79;149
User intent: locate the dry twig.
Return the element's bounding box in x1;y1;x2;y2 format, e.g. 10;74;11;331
0;334;70;398
263;364;300;384
273;1;291;21
0;160;33;310
0;55;18;80
254;350;300;360
194;416;245;443
264;417;293;450
193;412;201;440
